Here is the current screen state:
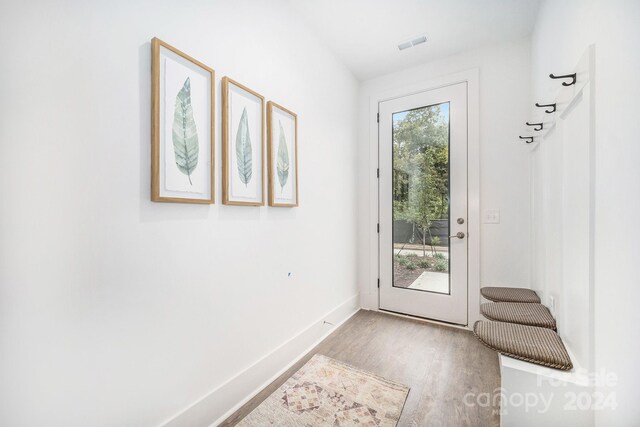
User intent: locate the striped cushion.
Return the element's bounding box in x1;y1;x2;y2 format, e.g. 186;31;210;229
480;287;540;303
481;302;557;330
473;321;572;370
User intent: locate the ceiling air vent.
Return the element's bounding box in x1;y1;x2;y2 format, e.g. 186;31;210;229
411;36;427;46
398;34;427;51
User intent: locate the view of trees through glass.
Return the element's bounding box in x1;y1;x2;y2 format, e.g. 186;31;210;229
392;102;451;294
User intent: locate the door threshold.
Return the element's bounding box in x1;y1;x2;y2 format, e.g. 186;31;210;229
378;308;469;331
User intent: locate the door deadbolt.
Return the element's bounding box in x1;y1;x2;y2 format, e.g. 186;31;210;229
457;218;465;224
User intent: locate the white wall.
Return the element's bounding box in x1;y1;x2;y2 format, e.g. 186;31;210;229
0;1;359;425
358;38;533;311
531;1;640;425
530;42;596;378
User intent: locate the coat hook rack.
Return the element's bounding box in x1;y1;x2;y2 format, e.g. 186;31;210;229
526;122;544;131
549;73;576;86
519;136;534;143
535;102;557;113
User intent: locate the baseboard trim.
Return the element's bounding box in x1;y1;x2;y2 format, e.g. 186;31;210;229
160;294;360;427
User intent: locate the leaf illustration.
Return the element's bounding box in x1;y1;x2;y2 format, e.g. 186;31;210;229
276;121;289;191
235;107;252;186
172;77;199;185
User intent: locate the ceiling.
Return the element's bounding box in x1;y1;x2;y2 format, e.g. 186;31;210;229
287;0;542;80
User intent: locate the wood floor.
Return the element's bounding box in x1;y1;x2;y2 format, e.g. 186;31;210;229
221;310;500;426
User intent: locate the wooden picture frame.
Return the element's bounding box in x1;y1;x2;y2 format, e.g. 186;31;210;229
222;77;265;206
267;101;298;207
151;37;215;204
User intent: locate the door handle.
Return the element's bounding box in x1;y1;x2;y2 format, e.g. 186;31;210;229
449;232;465;239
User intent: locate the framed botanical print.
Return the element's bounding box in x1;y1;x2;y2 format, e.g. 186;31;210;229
151;37;215;203
267;101;298;207
222;77;265;205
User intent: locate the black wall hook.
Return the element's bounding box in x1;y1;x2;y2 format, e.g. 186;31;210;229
526;122;544;131
549;73;576;86
535;102;557;113
519;136;534;143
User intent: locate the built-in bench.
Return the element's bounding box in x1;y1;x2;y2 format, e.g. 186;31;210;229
499;349;592;426
475;287;589;425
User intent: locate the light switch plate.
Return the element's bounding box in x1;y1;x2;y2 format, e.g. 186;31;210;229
483;209;500;224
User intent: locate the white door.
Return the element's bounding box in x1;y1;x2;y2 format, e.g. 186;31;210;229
379;82;468;325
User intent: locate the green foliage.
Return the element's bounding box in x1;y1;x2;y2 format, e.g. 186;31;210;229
172;77;199;185
277;121;289;191
393;105;449;227
417;259;431;269
434;258;448;272
396;252;447;273
397;255;411;267
235;107;252;185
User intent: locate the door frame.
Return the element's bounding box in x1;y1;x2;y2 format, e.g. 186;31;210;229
365;69;480;329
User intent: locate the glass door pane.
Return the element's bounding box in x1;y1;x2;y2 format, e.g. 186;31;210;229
392;102;450;294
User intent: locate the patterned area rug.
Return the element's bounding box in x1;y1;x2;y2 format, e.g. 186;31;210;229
237;354;409;426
